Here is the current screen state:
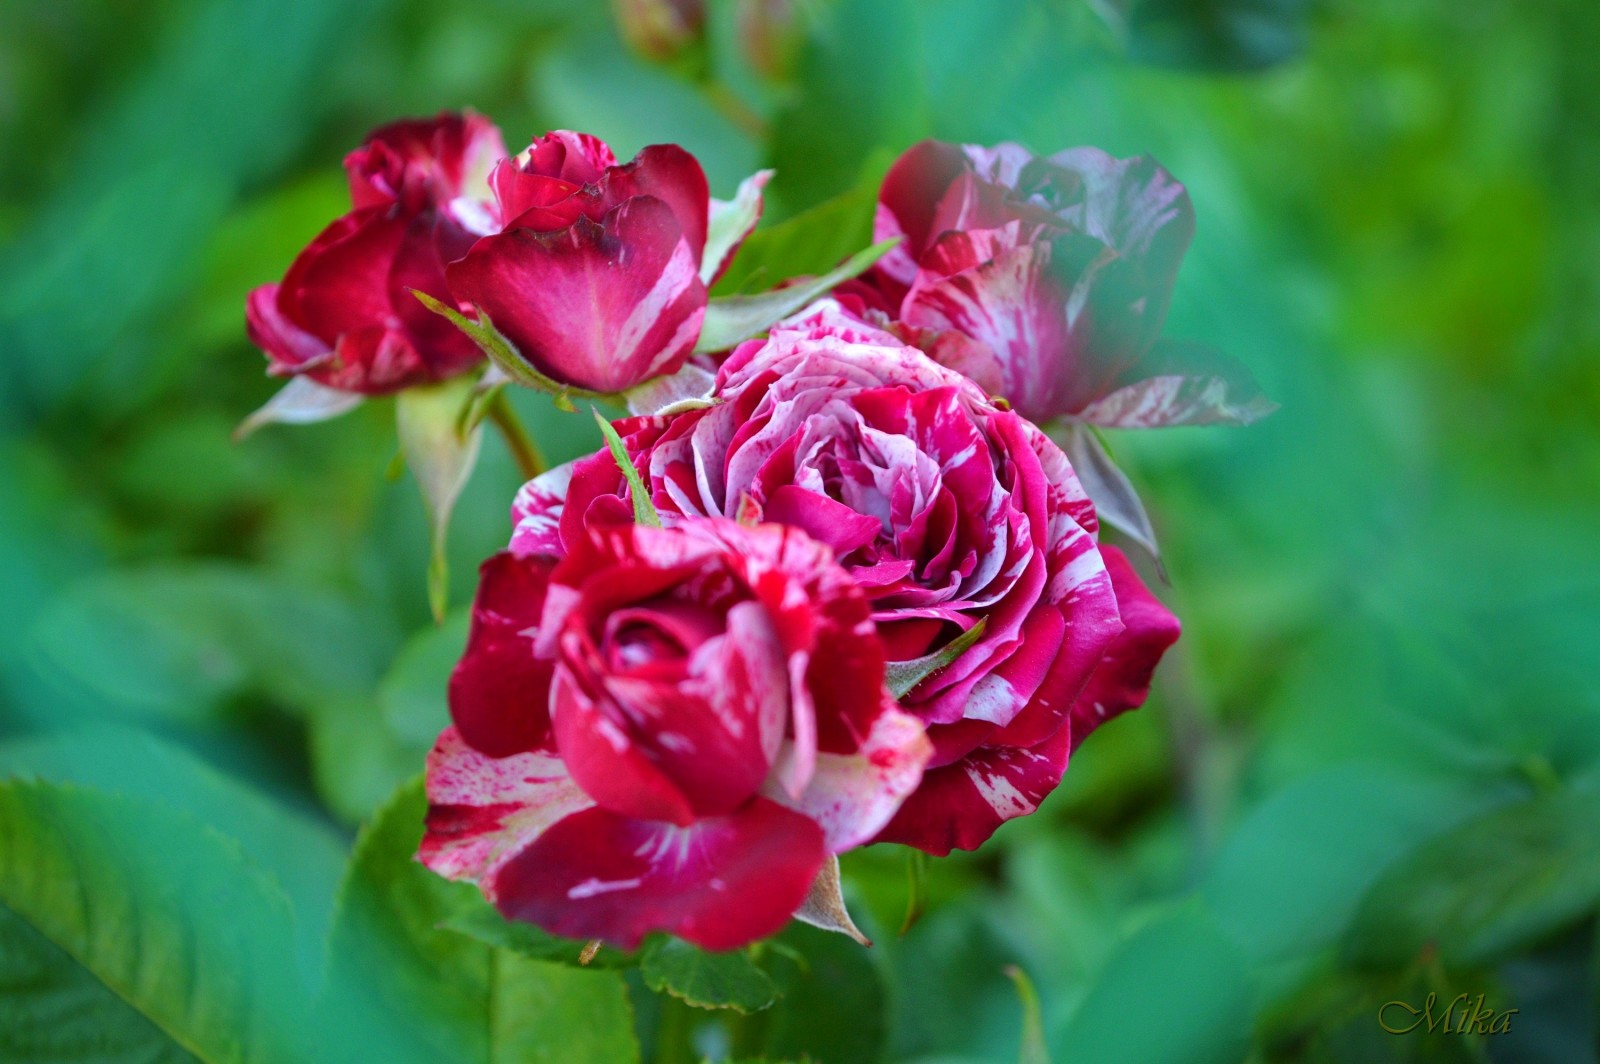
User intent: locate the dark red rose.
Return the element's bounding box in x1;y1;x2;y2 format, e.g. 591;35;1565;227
246;111;506;395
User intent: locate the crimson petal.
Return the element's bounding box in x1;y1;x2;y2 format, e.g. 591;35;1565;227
447;196;707;393
491;798;827;951
449;552;558;758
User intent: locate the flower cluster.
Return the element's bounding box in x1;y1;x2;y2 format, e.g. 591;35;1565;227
245;112;1269;951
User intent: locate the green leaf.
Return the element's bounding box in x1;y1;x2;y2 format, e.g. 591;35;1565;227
396;374;485;622
710;162;884;297
640;937;777;1013
0;724;348;981
322;778;639;1064
1052;904;1252;1064
702;169;773;284
1346;783;1600;968
0;780;313;1063
693;238;900;354
19;563;393;727
761;922;887;1063
1124;0;1310;73
1201;763;1506;963
0;903;200;1063
594;408;662;527
440;892;638;970
885;618;988;700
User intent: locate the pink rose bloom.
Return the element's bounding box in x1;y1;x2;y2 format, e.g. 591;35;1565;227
420;516;930;950
524;302;1181;854
445;131;764;394
867;139;1273;427
246;111;505;395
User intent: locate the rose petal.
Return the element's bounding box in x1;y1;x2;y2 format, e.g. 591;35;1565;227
1069;545;1181;748
447;197;708;393
510;462;576;558
490;797;827;950
872;725;1073;855
419;725;594;885
767;704;931;852
449;551;558;758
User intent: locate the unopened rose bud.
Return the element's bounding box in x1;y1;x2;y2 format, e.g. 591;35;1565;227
611;0;706;62
737;0;806;81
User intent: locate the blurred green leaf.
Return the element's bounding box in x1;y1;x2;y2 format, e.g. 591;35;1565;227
1346;782;1600;970
1051;903;1252;1064
0;0;390;420
321;778;639;1063
0;780;313;1063
1202;764;1511;963
1123;0;1310;72
378;610;469;748
763;921;888;1064
1005;965;1051;1064
19;563;394;727
769;0;922;211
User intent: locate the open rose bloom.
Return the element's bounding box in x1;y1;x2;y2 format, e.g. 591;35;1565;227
421;517;929;949
513;303;1181;857
866;140;1275;428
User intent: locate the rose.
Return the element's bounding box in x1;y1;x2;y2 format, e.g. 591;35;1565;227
420;516;931;950
866;140;1272;428
612;0;705;61
246;111;505;395
520;302;1180;854
444;131;765;394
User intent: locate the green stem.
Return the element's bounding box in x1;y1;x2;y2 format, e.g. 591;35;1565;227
488;391;546;480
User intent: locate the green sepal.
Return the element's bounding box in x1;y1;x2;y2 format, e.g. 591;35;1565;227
885;617;988;699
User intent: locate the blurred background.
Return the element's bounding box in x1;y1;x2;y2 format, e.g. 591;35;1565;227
2;1;1598;1061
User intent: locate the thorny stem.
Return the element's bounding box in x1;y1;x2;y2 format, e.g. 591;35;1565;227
487;390;546;480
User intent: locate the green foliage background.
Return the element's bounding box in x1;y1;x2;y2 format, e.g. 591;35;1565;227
2;1;1597;1061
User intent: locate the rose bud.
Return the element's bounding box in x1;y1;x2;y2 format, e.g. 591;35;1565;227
523;301;1181;855
737;0;806;81
420;516;930;950
871;140;1273;427
445;131;764;395
612;0;706;62
246;111;506;395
